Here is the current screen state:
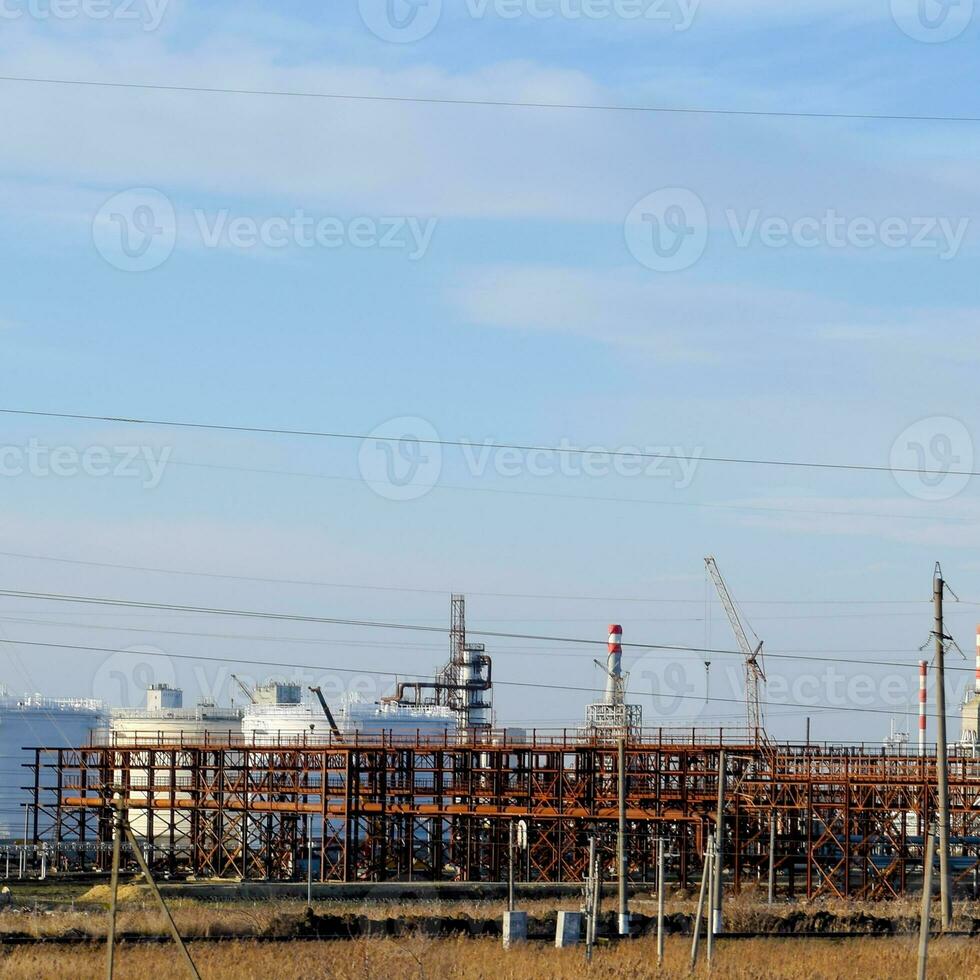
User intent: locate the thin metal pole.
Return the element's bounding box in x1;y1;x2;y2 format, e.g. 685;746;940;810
933;569;953;931
307;832;313;909
690;837;712;970
656;838;665;967
918;824;936;980
508;821;515;913
585;837;596;963
19;807;28;879
767;812;776;905
706;839;716;964
122;819;201;979
593;844;602;944
105;797;123;980
617;737;629;936
712;749;725;936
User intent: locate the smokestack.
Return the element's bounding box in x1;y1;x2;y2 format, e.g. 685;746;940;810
919;659;927;757
605;624;623;703
975;627;980;694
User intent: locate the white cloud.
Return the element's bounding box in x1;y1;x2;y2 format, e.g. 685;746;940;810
446;264;980;362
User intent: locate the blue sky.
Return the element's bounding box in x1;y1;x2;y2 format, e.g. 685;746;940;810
0;1;978;743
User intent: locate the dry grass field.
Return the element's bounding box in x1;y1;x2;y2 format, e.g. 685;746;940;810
0;935;976;980
1;883;976;978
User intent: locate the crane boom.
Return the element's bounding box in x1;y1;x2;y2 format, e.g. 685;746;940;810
230;674;255;705
704;556;766;733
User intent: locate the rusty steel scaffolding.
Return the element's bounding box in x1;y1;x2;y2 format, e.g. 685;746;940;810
23;729;980;899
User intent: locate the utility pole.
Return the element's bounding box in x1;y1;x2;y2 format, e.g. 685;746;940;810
917;823;936;980
712;749;725;936
617;737;629;936
933;565;953;931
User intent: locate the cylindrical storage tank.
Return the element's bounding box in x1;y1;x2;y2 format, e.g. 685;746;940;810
242;702;329;744
0;692;105;840
339;698;456;739
107;695;243;856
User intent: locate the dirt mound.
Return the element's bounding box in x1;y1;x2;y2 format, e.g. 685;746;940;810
78;883;148;905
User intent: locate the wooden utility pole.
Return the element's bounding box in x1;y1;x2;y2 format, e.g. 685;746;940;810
917;824;936;980
933;565;953;930
617;737;629;936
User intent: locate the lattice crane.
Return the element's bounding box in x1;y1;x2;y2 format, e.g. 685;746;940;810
704;556;766;733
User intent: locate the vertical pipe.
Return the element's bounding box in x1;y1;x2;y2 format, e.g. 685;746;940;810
656;838;665;967
712;749;725;935
585;837;595;963
593;846;602;944
508;822;515;913
307;829;313;909
933;571;953;931
617;737;629;936
919;660;928;757
706;842;715;965
767;812;776;905
918;824;936;980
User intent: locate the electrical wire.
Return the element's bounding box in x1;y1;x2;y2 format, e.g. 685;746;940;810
1;586;979;677
1;75;978;126
0;635;945;720
0;549;954;604
1;407;978;479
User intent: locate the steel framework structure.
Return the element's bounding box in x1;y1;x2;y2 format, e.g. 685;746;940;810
24;730;980;899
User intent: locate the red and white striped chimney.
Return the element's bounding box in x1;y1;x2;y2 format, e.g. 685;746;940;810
918;659;928;757
605;624;623;703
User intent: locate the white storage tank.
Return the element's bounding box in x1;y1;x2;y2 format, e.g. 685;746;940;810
243;687;456;744
108;685;243;745
0;688;105;840
106;687;243;854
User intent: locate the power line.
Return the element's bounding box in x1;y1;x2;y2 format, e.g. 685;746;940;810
0;635;941;721
0;75;978;126
2;586;980;677
1;407;977;479
0;549;951;606
109;456;980;526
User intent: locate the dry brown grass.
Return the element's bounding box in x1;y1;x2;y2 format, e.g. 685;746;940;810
2;886;976;939
0;935;976;980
